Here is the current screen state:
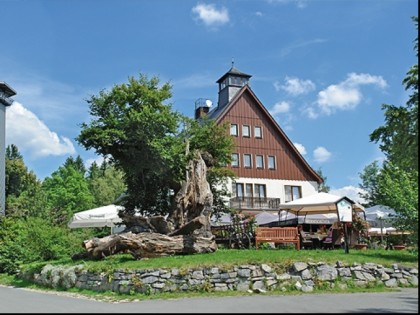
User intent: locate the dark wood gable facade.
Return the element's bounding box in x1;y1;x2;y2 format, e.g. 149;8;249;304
198;66;322;214
215;86;321;183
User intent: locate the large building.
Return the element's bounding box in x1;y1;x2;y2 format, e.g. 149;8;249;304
195;66;323;215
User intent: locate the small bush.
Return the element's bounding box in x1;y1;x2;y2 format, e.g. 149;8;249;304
0;217;92;274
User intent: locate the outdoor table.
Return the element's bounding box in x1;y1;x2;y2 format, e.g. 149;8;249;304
309;233;327;248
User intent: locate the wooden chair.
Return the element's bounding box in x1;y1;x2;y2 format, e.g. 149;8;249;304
300;230;314;249
322;228;334;249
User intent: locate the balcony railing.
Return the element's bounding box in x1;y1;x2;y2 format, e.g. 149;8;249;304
229;197;281;211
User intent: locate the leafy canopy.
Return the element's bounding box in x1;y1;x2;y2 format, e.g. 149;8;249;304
77;73;234;218
362;16;418;241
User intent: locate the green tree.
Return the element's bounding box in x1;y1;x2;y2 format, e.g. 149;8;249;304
370;16;418;173
63;155;87;175
77;73;183;217
5;144;44;218
88;160;127;207
316;168;330;193
376;162;418;237
76;73;234;219
358;160;381;207
365;16;418;240
42;164;94;225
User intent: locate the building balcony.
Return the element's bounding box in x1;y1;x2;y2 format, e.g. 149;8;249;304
229;197;281;212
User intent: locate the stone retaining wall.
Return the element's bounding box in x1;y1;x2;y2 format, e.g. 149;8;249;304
21;261;418;295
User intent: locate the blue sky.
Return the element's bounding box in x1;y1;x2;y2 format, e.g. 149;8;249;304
1;0;418;203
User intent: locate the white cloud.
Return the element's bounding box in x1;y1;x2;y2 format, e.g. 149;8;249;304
274;76;316;96
270;101;290;115
330;185;367;205
317;85;362;114
269;101;295;130
192;3;229;28
279;38;327;58
313;146;331;163
345;73;387;88
267;0;308;9
5;102;75;157
293;143;307;155
173;73;214;89
307;72;387;117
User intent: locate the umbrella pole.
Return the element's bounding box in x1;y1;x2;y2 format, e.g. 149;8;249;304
379;218;384;244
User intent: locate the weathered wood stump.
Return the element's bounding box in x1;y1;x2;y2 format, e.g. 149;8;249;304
82;229;216;260
76;151;217;260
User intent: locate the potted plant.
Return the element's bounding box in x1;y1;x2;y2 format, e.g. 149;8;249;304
351;211;370;249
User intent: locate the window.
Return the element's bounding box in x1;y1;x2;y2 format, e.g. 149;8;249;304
242;125;250;137
231;153;239;167
254;126;262;138
235;183;244;198
243;154;252;168
285;185;302;202
230;124;238;136
254;184;266;199
268;156;276;170
245;183;253;197
256;155;264;169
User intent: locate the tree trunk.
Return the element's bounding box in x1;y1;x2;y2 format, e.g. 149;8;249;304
80;231;216;260
76;151;217;260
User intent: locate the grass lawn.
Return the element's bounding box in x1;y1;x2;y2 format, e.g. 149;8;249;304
0;247;417;302
18;247;419;273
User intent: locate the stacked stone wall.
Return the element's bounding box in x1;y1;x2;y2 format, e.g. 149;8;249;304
21;261;418;295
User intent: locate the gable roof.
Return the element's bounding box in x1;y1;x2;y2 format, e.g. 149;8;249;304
216;66;252;83
207;84;323;184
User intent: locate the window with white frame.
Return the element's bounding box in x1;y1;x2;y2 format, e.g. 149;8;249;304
231;153;239;167
243;154;252;168
256;155;264;169
254;126;262;138
254;184;266;199
268;155;276;169
242;125;250;137
285;185;302;202
230;124;238;136
235;183;244;198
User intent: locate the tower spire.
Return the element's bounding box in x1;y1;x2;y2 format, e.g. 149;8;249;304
231;57;234;68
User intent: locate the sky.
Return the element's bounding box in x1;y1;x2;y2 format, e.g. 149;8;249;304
1;0;418;204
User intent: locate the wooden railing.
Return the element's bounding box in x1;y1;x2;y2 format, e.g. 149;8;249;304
229;197;281;211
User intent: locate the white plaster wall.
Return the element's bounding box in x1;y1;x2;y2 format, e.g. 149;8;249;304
217;177;319;203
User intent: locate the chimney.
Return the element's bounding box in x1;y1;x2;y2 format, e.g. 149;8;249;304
194;98;213;120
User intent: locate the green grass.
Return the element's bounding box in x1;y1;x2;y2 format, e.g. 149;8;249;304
1;247;417;303
19;247;419;274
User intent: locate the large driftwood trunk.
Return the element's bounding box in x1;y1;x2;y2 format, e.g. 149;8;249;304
76;151;217;260
81;230;216;260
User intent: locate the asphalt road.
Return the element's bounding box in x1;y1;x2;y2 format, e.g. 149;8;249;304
0;285;418;313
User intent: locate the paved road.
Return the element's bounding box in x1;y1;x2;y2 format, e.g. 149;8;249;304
0;285;418;313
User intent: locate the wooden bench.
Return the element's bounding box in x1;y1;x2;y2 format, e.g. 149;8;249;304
255;227;300;250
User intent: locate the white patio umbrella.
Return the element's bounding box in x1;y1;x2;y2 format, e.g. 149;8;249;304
279;192;365;253
254;211;278;226
68;204;125;233
278;210;338;224
278;192;365;215
364;205;396;227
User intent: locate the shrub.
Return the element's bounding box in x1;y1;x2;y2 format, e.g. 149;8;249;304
0;216;92;274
